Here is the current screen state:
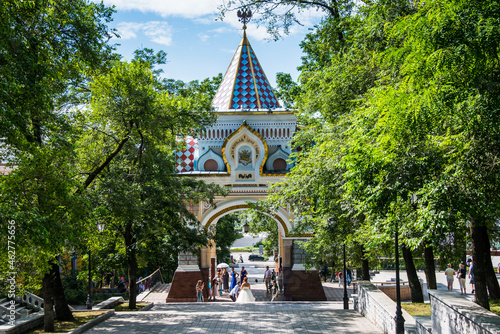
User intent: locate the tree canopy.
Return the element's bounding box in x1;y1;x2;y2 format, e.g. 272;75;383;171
263;0;500;309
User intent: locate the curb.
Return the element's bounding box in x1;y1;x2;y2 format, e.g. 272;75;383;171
68;309;115;334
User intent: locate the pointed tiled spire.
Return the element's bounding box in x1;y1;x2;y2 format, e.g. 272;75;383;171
212;30;280;111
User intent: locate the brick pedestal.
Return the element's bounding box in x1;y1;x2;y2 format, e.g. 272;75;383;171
284;270;327;301
166;252;203;302
166;270;204;302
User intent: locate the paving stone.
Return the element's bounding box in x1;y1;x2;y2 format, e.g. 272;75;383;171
85;302;382;333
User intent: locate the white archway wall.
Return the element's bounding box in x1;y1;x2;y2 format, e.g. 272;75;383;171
200;198;292;238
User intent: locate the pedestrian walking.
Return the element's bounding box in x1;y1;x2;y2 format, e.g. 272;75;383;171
264;266;272;293
468;261;474;293
457;263;467;294
444;263;455;290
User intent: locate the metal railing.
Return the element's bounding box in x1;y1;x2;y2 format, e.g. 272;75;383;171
136;268;164;291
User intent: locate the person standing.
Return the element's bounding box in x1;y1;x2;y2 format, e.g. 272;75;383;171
277;269;283;293
211;275;218;301
457;264;467;294
217;271;223;296
236;277;255;303
264;266;272;293
468;261;474;293
240;266;247;284
196;280;204;302
223;268;229;293
444;263;455;290
230;267;239;291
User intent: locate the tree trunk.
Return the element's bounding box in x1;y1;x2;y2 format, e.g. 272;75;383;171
423;243;437;290
481;226;500;300
360;245;370;280
470;217;490;309
470;217;500;303
125;223;137;309
402;245;424;303
42;270;55;332
51;261;74;321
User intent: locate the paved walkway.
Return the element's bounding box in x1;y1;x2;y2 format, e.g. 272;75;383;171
85;302;381;334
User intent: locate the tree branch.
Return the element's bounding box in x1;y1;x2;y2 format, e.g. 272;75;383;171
79;132;131;192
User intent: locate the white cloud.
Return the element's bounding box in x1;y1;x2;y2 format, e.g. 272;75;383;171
115;21;173;46
198;33;210;43
100;0;221;18
142;21;173;45
103;0;324;43
210;27;232;34
116;22;140;39
215;7;323;41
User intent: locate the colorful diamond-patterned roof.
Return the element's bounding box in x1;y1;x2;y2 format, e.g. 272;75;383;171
212;31;280;110
175;136;198;173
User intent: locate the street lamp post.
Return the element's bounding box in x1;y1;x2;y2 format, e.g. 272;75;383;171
343;243;348;310
86;249;92;309
86;222;105;310
394;220;405;333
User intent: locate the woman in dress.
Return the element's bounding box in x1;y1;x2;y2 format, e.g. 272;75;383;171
240;266;247;284
211;275;218;301
230;268;239;290
236;277;255;303
216;271;223;296
223;268;229;292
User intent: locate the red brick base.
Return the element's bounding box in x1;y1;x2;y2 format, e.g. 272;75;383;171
166;270;204;303
284;270;327;301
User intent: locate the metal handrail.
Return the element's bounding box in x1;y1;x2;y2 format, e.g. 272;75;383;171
136;268;164;290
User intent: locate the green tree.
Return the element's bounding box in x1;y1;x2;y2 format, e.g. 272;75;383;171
275;73;301;108
240;210;278;258
0;0;115;330
214;214;241;263
219;0;354;41
80;59;223;309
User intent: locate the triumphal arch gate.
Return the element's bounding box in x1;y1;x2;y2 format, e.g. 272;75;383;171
166;21;326;302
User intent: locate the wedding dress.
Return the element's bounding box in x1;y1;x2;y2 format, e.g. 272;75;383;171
236;286;255;303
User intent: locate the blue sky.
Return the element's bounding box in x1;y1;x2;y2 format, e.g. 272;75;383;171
95;0;324;87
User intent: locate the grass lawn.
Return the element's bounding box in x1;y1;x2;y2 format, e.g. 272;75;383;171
489;299;500;317
114;302;148;311
24;310;107;333
230;247;257;252
401;303;431;316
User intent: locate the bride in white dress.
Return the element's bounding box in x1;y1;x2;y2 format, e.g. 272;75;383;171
236;277;255;303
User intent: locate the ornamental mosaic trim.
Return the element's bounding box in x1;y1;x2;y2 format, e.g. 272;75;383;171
175;136;198;173
212;33;280;110
221;121;268;176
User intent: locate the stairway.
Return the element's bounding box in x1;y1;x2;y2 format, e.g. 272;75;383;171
0;293;43;325
141;284;170;304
